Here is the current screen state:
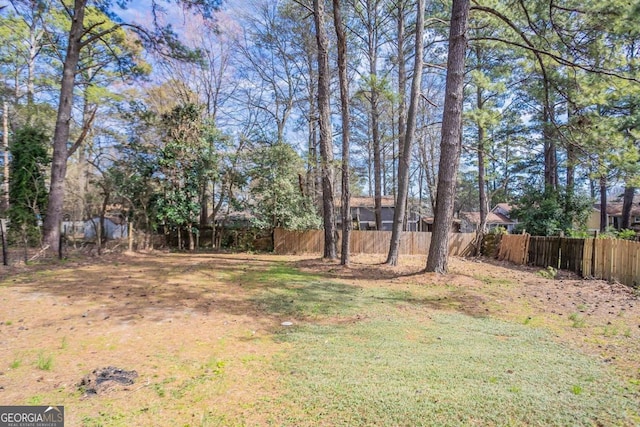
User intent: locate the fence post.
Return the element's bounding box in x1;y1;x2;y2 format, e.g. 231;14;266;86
128;223;133;252
591;231;597;278
0;219;7;266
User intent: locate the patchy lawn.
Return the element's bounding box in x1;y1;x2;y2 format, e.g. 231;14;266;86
0;252;638;426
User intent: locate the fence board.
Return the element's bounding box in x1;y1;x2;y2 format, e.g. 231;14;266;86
529;237;560;268
274;229;475;256
497;234;530;265
582;238;593;277
588;238;640;287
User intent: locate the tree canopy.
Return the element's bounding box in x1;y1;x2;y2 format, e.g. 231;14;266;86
1;0;638;259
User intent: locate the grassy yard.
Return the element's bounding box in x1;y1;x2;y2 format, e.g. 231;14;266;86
0;253;638;426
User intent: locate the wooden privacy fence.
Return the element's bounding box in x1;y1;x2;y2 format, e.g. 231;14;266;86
582;238;640;286
528;237;586;275
497;234;530;265
497;234;640;288
274;229;476;256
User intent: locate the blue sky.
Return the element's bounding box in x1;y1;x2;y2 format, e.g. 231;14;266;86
115;0;251;29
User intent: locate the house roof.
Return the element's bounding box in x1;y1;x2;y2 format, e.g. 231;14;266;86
421;217;461;225
594;203;640;217
460;211;516;225
337;196;396;208
492;203;513;214
85;216;125;225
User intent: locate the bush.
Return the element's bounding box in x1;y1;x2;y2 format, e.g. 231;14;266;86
511;186;592;236
616;229;637;240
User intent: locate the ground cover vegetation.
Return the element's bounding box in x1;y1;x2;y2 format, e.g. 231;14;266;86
1;0;640;264
0;253;638;425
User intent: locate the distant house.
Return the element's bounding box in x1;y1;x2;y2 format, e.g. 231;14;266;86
420;217;461;233
492;203;513;218
459;204;518;233
590;200;640;231
211;210;255;229
62;221;85;237
84;216;128;240
336;196;422;231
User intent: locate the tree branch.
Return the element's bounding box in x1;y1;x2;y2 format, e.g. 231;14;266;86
79;24;122;49
468;35;640;83
420;93;438;108
470;4;639;83
291;0;313;15
67;106;97;158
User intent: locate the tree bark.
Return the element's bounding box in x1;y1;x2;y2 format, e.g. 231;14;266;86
542;80;558;191
474;46;488;254
43;0;87;252
372;91;382;230
313;0;337;259
565;103;576;218
396;1;406;186
3;102;8;212
425;0;470;273
364;0;383;231
27;28;39;105
600;175;607;232
621;186;635;229
307;93;319;203
476;116;489;252
200;183;209;227
333;0;351;266
387;0;424;266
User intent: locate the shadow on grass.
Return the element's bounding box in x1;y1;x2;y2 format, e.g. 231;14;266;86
248;263;493;321
2;253;298;328
252;280;364;319
4;252;497;331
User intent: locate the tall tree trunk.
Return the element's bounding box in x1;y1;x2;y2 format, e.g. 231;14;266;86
589;164;597;199
199;183;209;227
333;0;351;266
396;1;407;224
2;102;8;212
600;175;607;232
476;70;489;244
366;1;383;231
77;88;91;220
27;23;40;106
313;0;337;259
425;0;470;273
542;79;557;191
387;0;424;266
396;0;407;167
565;102;576;220
372;92;382;230
307;91;319;203
188;222;195;251
477;121;489;243
43;0;87;252
566;144;576;210
621;186;635;229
